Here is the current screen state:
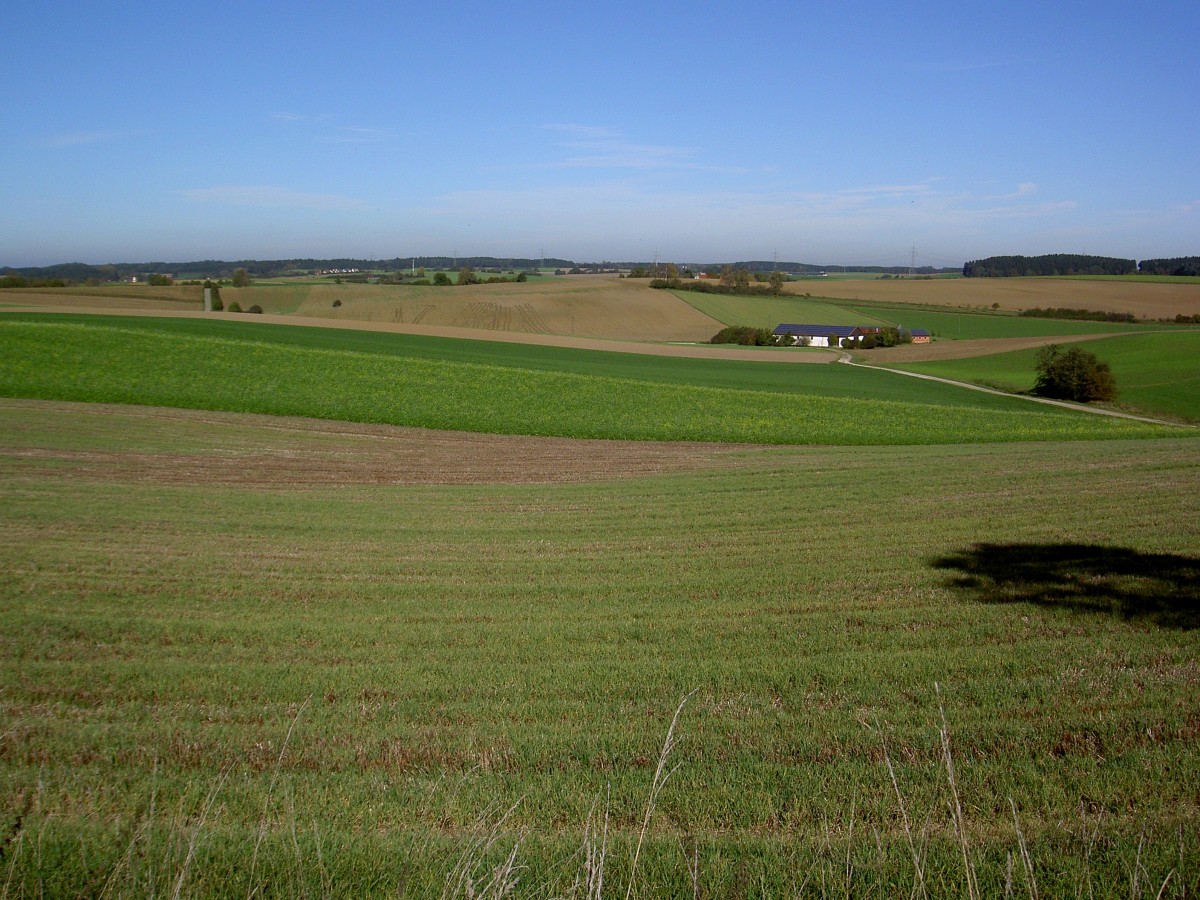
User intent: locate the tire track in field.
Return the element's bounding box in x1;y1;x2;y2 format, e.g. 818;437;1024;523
453;302;518;331
451;302;488;329
516;303;552;334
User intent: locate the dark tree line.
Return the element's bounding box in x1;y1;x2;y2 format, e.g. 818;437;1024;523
650;269;786;297
708;261;955;275
709;326;776;346
1019;307;1137;323
1138;257;1200;277
0;257;572;283
963;254;1136;277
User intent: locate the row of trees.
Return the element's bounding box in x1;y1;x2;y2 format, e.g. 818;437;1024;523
1138;257;1200;276
0;275;68;288
1019;307;1137;323
963;255;1137;277
651;267;787;297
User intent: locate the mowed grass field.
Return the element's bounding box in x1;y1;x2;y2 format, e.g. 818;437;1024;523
888;332;1200;424
1;397;1198;897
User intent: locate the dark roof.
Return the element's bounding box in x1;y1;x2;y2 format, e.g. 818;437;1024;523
910;328;931;337
773;324;861;337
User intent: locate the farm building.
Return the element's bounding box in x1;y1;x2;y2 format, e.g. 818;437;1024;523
773;323;933;346
772;324;872;347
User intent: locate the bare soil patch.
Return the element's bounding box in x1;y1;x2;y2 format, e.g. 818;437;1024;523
785;276;1200;319
0;399;765;488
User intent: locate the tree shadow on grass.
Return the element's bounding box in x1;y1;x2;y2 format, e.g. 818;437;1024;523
931;543;1200;630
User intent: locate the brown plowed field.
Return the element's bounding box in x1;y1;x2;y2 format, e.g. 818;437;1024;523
283;275;725;342
785;276;1200;319
0;399;764;487
0;286;200;311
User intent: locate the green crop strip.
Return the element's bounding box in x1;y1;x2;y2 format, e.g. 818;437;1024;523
0;318;1181;444
0;311;1012;402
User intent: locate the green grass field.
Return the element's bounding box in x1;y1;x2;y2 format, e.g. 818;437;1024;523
0;312;1079;404
846;306;1175;340
891;332;1200;423
2;313;1198;896
0;316;1181;444
1;400;1197;896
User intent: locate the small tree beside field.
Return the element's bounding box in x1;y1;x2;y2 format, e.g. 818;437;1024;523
1032;344;1117;402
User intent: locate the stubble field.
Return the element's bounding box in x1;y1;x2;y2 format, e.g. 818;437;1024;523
252;276;725;342
780;276;1200;319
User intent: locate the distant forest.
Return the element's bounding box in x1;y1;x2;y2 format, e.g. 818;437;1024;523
712;261;958;276
1;257;960;284
963;254;1137;277
5;254;1196;284
0;257;575;284
1137;257;1200;277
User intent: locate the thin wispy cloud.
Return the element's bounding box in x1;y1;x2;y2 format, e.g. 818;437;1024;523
179;185;368;211
951;199;1078;219
532;124;745;174
425;179;1078;243
318;126;402;144
826;182;941;206
968;182;1039;201
542;124;624;139
270;113;400;144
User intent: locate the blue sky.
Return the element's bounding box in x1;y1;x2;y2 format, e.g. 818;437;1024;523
3;0;1197;267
